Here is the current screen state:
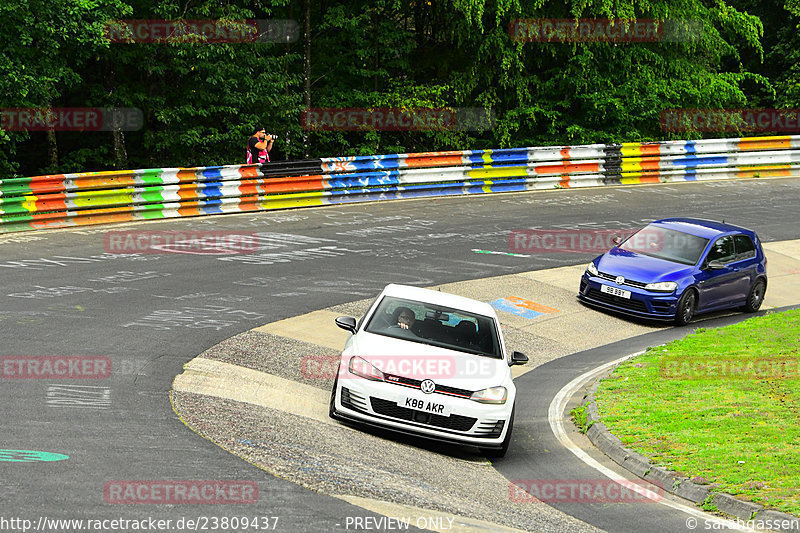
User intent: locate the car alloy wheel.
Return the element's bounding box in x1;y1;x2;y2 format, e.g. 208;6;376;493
674;290;697;326
744;279;766;313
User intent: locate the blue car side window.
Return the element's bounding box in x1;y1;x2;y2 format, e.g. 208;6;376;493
706;236;735;264
733;234;757;261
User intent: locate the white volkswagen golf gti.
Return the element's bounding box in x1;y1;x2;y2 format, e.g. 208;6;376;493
329;284;528;457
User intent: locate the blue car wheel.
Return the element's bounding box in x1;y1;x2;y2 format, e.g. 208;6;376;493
743;279;766;313
675;290;697;326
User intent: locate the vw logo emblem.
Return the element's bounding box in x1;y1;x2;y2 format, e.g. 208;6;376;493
615;276;625;285
420;379;436;394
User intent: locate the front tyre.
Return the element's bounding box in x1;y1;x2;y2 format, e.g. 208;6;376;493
674;290;697;326
483;406;514;458
743;279;766;313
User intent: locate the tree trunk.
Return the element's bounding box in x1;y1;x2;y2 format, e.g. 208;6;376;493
45;128;58;173
372;9;379;93
103;61;128;169
112;128;128;169
303;0;311;158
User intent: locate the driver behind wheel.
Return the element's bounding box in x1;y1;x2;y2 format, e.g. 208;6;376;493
393;307;416;330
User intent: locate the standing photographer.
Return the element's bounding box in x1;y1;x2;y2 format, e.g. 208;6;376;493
247;126;275;164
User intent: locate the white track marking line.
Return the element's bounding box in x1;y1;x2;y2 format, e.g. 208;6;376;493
548;351;758;532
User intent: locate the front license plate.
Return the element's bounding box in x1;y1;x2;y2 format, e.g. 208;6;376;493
401;397;451;416
600;284;632;299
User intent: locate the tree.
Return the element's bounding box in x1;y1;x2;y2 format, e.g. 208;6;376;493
1;0;790;176
0;0;131;176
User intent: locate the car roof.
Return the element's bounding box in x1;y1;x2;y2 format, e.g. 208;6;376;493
381;284;497;317
651;218;755;239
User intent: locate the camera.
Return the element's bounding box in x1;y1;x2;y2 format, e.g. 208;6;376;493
266;133;278;141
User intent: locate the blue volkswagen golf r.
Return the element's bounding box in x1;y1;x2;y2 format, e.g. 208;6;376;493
578;218;768;325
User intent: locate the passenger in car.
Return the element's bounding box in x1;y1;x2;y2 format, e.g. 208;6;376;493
453;320;478;349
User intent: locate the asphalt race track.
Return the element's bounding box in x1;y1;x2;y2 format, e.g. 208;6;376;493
2;177;799;532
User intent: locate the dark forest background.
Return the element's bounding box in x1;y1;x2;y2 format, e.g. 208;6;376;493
1;0;798;177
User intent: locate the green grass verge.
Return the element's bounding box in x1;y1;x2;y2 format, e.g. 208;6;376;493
570;402;592;434
595;309;800;515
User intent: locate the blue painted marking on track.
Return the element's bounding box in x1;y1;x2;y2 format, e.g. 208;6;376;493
684;141;697;154
490;298;543;319
0;449;69;462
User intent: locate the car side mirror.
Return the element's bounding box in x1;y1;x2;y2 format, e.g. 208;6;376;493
335;316;357;333
706;260;725;270
612;236;623;246
509;351;529;366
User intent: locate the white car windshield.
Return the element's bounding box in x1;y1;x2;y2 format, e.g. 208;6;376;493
364;296;502;359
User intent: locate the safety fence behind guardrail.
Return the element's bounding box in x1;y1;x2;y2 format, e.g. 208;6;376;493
2;135;799;233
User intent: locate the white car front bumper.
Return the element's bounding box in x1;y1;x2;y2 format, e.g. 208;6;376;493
332;376;514;448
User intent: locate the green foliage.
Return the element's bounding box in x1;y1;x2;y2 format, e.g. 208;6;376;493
570;402;593;433
0;0;132;175
769;0;800;106
0;0;795;176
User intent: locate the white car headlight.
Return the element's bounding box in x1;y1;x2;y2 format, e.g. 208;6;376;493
470;386;507;404
348;356;385;381
644;281;678;292
586;262;599;276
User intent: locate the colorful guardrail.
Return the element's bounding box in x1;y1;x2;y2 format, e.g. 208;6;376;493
2;135;799;232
